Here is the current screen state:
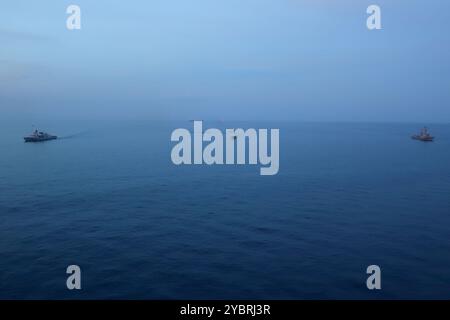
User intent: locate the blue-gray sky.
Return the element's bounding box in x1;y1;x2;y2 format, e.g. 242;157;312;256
1;0;449;122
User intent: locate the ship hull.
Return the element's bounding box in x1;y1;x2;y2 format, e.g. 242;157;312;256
24;136;57;142
411;135;434;142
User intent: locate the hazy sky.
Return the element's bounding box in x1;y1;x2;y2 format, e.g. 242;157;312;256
1;0;449;122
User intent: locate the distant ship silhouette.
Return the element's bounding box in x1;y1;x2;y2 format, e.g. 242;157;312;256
412;127;434;142
24;129;57;142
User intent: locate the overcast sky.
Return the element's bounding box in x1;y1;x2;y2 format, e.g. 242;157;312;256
1;0;449;123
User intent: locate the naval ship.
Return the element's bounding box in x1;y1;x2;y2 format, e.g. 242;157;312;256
24;130;57;142
412;127;434;142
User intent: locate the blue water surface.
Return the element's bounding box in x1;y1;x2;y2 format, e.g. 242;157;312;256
1;121;449;299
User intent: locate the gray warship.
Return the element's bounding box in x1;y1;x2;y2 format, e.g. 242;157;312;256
24;130;57;142
412;127;434;142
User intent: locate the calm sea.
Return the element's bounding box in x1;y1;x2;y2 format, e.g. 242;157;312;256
1;121;450;299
